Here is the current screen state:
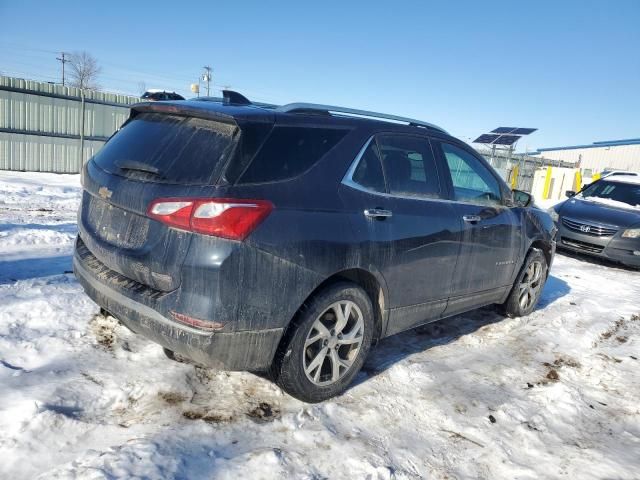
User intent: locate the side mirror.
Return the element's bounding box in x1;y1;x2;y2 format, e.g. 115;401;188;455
565;190;576;198
512;189;533;208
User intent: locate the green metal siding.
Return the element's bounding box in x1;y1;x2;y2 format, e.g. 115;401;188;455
0;75;140;173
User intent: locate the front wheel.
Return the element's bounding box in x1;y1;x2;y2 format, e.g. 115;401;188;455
271;282;374;403
502;248;548;318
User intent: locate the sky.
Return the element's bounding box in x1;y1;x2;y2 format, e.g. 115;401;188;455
0;0;639;151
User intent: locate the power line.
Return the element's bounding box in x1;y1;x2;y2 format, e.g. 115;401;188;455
2;60;286;103
0;40;60;55
4;49;212;97
99;61;198;84
1;49;196;89
1;45;292;103
1;69;60;83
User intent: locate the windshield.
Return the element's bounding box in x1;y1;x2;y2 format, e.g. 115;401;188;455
579;180;640;210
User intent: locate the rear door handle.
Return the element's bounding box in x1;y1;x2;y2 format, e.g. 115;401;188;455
364;208;393;219
463;214;482;223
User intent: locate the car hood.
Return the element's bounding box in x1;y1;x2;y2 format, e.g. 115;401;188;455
558;197;640;228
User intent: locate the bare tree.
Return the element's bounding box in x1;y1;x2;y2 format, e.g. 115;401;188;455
68;51;101;90
137;81;147;96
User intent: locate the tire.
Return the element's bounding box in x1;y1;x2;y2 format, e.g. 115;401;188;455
502;248;548;318
271;282;374;403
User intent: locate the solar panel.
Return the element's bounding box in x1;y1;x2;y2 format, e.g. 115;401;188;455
511;127;537;135
493;135;520;145
473;134;501;144
474;126;537;146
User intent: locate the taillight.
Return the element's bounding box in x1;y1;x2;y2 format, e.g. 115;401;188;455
147;198;273;240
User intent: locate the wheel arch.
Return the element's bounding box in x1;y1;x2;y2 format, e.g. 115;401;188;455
529;238;553;272
282;267;388;347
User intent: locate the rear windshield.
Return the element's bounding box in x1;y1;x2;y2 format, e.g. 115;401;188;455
93;113;238;185
238;126;348;183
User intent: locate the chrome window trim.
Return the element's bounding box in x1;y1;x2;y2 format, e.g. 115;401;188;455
342;136;376;189
342;136;508;208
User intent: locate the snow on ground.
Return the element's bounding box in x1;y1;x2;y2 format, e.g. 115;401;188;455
0;171;80;281
0;171;639;479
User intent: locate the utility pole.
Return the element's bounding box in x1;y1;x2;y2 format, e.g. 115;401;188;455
202;66;212;96
56;52;69;86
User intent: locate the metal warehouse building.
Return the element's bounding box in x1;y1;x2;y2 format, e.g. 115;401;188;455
532;138;640;176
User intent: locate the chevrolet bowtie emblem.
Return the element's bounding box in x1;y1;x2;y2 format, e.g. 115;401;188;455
98;186;113;200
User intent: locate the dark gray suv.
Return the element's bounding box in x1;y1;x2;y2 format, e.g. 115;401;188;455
74;91;556;402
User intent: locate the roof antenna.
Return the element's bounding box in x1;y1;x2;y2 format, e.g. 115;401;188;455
223;90;251;106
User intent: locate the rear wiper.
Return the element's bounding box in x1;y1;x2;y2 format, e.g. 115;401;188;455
115;160;164;178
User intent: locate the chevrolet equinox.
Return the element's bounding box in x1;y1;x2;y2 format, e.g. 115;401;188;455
74;91;556;402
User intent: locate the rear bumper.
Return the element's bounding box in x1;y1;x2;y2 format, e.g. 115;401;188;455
73;239;283;371
557;224;640;268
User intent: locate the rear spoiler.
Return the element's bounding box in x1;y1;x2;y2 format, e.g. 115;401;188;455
129;98;275;126
130;101;238;125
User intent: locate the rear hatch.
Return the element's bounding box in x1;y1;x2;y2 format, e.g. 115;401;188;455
79;107;247;292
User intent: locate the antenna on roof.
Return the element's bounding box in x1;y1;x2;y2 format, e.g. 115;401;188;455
222;90;252;106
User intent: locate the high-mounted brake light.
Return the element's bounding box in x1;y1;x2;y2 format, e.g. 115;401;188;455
147;198;273;240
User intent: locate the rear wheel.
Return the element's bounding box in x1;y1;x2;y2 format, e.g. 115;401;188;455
271;282;374;403
502;248;548;318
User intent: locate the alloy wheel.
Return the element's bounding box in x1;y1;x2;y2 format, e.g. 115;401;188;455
303;300;365;386
519;260;544;311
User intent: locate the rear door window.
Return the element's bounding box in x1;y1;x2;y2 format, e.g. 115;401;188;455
377;135;442;198
239;126;347;183
93;112;238;185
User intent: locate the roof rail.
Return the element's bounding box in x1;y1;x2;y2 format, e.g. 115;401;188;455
275;102;448;134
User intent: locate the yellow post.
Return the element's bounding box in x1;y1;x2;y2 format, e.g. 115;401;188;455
574;170;582;192
542;166;553;199
511;165;519;189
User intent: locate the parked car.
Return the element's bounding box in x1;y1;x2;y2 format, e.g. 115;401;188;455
141;89;185;101
549;175;640;268
601;170;638;179
74;92;556;402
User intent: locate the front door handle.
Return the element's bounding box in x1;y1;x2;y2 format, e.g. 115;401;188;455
364;208;393;219
463;214;482;223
